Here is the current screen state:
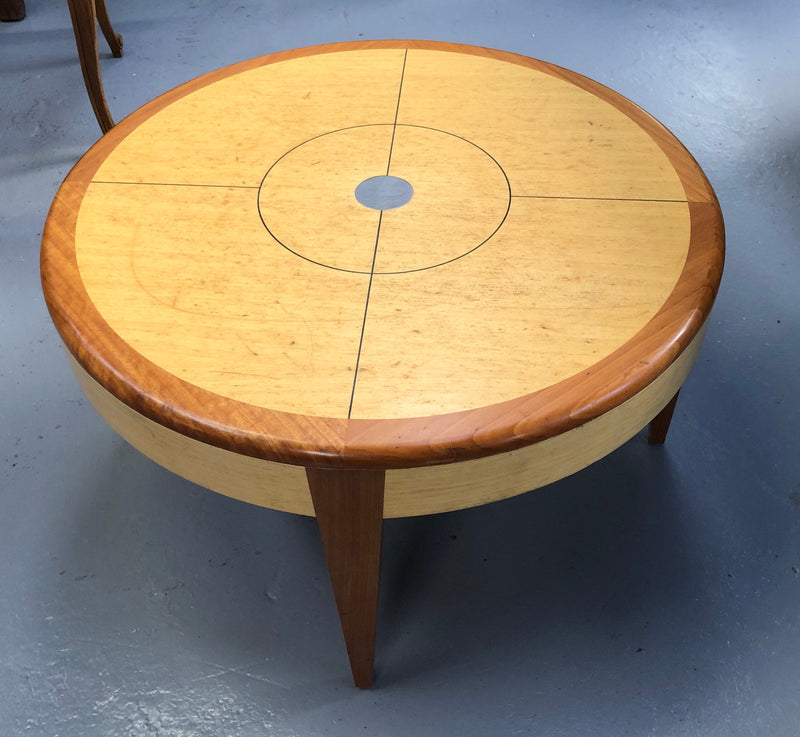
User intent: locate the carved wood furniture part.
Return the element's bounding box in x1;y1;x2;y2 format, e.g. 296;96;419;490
66;0;123;133
1;0;122;132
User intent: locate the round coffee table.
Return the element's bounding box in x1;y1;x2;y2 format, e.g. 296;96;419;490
41;40;724;687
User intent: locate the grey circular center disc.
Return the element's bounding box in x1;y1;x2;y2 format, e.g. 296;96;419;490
355;175;414;210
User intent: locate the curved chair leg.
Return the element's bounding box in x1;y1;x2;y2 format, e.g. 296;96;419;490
0;0;26;22
67;0;121;133
95;0;123;58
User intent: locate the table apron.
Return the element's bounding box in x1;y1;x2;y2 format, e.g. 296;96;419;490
64;323;706;518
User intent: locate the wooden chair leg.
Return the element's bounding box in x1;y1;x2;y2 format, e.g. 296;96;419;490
94;0;123;57
0;0;26;22
648;390;680;445
307;468;385;688
66;0;116;133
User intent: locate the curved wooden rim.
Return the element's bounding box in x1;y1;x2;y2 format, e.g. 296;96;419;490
40;40;725;469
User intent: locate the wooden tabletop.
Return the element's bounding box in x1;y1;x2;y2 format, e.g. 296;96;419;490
41;40;724;477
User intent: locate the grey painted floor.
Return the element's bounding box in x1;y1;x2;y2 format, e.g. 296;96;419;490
2;1;799;735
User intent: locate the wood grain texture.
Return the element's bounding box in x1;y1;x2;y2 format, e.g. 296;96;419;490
350;197;689;419
41;40;725;475
382;326;705;517
308;468;385;687
395;49;687;201
63;324;704;518
67;352;315;515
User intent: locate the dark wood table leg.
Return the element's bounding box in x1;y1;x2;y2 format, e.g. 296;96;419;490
307;468;385;688
0;0;26;22
67;0;121;133
648;390;680;445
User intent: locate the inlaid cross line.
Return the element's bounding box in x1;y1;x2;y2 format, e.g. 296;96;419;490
92;180;260;189
347;49;409;419
511;194;688;203
385;49;409;176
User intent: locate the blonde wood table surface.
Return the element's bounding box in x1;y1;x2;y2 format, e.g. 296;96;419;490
41;40;724;688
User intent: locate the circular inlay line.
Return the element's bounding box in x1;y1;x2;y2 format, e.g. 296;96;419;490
257;123;512;275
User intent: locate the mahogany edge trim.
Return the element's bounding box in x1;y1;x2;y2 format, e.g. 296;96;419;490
40;40;725;470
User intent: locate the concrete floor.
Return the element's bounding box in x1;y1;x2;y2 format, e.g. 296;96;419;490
2;0;799;734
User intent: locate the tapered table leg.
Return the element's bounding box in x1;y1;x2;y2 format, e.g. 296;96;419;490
648;390;680;445
307;468;385;688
